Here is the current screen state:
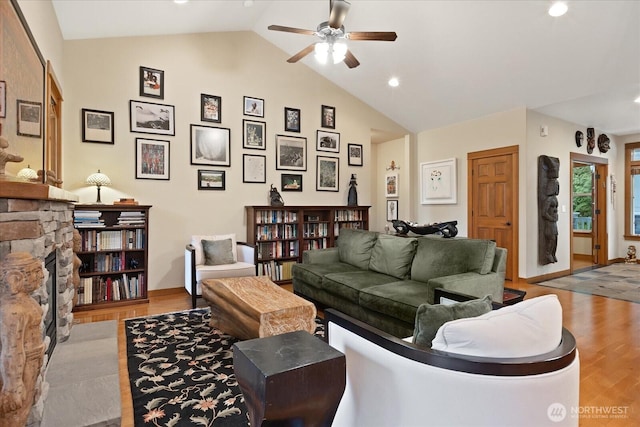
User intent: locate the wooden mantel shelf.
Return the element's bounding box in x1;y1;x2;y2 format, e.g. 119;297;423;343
0;180;79;202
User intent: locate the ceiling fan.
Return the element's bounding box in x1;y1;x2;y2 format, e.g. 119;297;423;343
267;0;397;69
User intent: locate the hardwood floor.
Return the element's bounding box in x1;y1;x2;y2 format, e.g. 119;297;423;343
73;279;639;427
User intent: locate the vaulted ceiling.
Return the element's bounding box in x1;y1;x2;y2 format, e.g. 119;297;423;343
52;0;640;137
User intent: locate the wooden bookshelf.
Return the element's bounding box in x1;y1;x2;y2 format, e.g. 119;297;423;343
245;205;370;284
73;204;151;311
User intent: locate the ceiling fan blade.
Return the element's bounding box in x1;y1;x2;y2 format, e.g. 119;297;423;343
268;25;316;36
348;31;398;42
329;0;351;29
343;49;360;69
287;44;316;63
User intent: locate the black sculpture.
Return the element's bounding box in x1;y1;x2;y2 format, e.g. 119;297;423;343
269;184;284;207
392;220;458;238
586;128;595;154
597;134;610;153
347;174;358;206
538;155;559;265
575;131;583;147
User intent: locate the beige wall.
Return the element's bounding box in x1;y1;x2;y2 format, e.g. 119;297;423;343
61;31;407;290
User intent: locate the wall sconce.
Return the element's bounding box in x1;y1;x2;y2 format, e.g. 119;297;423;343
86;169;111;204
386;160;400;171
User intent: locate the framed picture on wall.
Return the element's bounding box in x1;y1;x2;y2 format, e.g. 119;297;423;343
0;81;6;118
139;66;164;99
201;94;221;123
190;124;231;166
243;119;266;150
316;130;340;153
276;134;307;171
136;138;170;180
243;154;266;183
281;173;303;192
348;143;363;166
321;105;335;129
16;99;42;138
317;155;339;192
82;108;114;144
130;100;175;135
198;169;225;190
243;96;264;117
420;158;457;204
284;107;301;132
385;171;399;198
387;200;398;221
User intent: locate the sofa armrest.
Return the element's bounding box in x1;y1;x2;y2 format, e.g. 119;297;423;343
302;247;339;264
237;241;256;266
434;288;505;310
185;244;197;308
493;247;507;276
428;272;504;303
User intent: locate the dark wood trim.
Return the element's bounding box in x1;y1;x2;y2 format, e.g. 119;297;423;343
325;308;577;377
526;269;571;284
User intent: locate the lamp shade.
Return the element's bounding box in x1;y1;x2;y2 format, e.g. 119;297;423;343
17;165;38;180
86;170;111;186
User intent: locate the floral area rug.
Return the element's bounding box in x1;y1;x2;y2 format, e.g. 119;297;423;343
125;308;324;427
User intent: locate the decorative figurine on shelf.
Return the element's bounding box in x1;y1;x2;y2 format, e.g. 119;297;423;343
625;245;637;264
0;135;24;176
269;184;284;207
347;174;358;206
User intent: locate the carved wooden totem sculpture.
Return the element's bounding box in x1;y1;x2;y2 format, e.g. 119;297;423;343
0;253;45;427
538;156;560;265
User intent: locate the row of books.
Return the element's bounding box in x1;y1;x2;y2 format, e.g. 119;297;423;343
77;229;145;251
255;210;299;224
257;241;299;260
117;211;146;225
76;273;145;305
92;253;124;272
74;210;105;228
258;260;296;282
303;238;329;251
334;209;366;221
303;222;329;238
256;224;298;240
335;223;362;236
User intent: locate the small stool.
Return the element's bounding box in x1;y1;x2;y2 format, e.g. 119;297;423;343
233;331;346;427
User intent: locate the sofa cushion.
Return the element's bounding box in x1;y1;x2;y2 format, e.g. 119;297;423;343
202;238;236;266
359;280;432;324
292;262;360;289
191;233;238;264
412;296;492;348
410;238;496;283
337;229;379;269
431;295;562;358
368;235;418;280
323;271;399;303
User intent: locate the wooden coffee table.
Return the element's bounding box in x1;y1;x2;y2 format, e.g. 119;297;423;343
201;276;317;340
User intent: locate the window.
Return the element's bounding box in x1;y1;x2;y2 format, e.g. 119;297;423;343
625;142;640;238
572;163;593;232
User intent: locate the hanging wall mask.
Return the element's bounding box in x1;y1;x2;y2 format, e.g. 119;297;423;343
597;134;610;153
575;131;583;147
586;128;595;154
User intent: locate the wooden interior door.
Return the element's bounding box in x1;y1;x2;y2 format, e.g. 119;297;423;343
468;146;519;281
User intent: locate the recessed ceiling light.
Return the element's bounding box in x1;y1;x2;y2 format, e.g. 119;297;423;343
635;96;640;104
388;77;399;87
174;0;188;4
548;2;568;17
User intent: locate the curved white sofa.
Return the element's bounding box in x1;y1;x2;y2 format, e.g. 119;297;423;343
326;298;580;427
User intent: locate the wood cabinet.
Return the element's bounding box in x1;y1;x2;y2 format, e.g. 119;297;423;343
73;204;151;311
245;205;370;284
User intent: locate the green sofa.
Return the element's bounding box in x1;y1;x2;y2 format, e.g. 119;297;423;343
292;229;507;337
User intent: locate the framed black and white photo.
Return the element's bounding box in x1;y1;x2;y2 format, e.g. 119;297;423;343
198;170;225;190
316;156;339;192
190;124;231;166
281;174;303;192
139;66;164;99
276;134;307;171
387;200;398;221
348;143;363;166
16;100;41;138
316;130;340;153
243;96;264;117
130;100;175;135
284;107;301;133
321;105;335;129
136;138;170;180
243;119;266;150
82;108;114;144
243;154;266;183
0;81;5;118
201;93;221;123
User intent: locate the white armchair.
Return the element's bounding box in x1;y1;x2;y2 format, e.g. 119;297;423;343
326;293;580;427
185;234;256;308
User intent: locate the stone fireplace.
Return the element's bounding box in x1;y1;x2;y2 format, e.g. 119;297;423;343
0;181;79;426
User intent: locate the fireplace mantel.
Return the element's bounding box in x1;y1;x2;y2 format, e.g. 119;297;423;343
0;180;79;202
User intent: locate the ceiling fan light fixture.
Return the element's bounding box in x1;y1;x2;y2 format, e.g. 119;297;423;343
332;40;348;64
314;42;330;64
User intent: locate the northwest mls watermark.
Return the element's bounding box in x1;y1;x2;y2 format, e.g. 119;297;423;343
547;403;630;422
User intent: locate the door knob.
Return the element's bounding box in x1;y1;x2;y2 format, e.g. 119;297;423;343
506;221;511;226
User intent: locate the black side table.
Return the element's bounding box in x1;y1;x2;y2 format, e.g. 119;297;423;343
233;331;346;427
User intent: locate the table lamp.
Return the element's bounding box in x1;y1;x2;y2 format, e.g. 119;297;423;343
86;169;111;204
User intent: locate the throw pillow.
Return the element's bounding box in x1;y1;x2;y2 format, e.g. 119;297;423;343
191;233;238;264
412;295;492;348
337;229;379;269
368;234;418;280
202;239;236;266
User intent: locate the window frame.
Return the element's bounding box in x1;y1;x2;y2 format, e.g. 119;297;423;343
624;141;640;240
